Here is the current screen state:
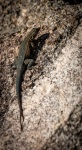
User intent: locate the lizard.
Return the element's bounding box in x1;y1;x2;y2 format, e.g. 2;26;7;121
16;27;40;131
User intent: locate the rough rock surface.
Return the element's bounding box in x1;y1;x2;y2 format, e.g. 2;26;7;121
0;0;82;150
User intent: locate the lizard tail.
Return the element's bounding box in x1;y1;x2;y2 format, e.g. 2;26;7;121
17;96;24;131
20;106;24;131
16;69;24;131
18;96;24;131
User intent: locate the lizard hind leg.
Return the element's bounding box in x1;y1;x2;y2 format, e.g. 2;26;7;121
24;59;34;68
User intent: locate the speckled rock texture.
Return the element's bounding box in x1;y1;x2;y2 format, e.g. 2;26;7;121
0;0;82;150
